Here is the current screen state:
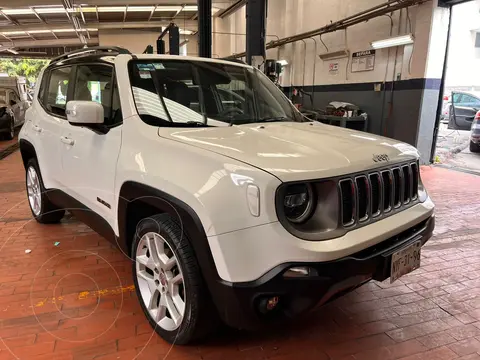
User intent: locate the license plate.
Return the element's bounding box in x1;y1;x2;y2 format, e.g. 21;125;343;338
390;241;421;283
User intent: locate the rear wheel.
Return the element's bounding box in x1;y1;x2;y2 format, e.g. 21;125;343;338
4;116;14;140
132;214;218;344
26;159;65;223
470;141;480;153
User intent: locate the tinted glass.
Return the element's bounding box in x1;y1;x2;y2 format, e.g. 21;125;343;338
73;65;114;122
129;60;303;127
46;67;71;117
462;94;480;106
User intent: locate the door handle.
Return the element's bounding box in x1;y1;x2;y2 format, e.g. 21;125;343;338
32;125;43;133
60;136;75;146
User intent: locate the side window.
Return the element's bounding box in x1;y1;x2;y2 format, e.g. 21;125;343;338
110;81;123;126
38;72;47;104
461;95;480;106
46;67;72;117
0;90;6;106
73;64;121;126
453;93;463;104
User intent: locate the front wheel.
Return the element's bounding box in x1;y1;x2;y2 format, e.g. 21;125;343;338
132;214;218;344
25;159;65;223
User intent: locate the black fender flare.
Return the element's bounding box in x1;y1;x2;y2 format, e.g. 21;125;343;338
19;139;38;169
117;181;227;298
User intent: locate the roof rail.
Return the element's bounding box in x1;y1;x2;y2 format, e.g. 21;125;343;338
219;58;247;65
50;46;131;64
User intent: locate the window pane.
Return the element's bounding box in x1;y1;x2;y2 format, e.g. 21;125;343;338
74;65;113;121
0;90;6;106
462;95;475;103
453;93;462;103
129;60;302;127
110;82;123;126
46;67;71;116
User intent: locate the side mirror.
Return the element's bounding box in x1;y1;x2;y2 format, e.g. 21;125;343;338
66;101;104;125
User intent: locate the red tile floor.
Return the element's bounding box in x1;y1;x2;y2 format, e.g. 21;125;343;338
0;151;480;359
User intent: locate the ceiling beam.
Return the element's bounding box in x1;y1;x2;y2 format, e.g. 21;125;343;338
0;37;98;48
0;10;20;25
0;21;198;33
216;0;245;18
0;0;199;5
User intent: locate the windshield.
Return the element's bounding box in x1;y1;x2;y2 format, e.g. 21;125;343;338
128;59;304;127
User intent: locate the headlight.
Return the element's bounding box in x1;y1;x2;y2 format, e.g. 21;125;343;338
418;175;428;202
283;183;315;223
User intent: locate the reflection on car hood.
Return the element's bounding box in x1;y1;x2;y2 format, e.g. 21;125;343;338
158;122;420;182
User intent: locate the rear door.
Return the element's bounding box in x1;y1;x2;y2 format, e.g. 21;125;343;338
451;93;480;130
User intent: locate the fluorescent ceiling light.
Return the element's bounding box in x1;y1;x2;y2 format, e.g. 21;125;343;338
35;7;66;14
319;49;349;60
1;28;97;36
2;8;34;15
371;34;414;49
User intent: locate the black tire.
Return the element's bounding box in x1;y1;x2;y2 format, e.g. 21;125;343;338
4;116;14;140
25;159;65;223
470;141;480;153
132;213;218;344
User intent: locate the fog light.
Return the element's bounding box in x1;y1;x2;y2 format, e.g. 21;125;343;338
258;296;280;314
283;266;317;278
266;296;279;311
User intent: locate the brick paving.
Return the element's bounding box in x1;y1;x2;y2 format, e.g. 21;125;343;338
0;151;480;359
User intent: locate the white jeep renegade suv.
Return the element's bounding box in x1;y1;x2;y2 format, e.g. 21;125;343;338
19;47;435;344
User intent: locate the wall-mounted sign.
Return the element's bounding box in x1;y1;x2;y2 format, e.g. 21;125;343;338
351;50;376;72
329;62;339;75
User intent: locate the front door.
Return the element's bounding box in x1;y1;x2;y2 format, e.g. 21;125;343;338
60;64;123;229
450;93;480;130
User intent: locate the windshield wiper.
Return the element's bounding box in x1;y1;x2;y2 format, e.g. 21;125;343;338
149;70;173;123
257;116;289;123
186;121;209;127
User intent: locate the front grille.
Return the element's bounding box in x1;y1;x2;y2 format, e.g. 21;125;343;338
339;162;419;228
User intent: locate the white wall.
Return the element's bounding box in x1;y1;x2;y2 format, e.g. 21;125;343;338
99;29;198;55
214;0;440;87
445;1;480;88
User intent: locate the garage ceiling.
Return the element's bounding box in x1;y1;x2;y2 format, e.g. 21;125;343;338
0;0;230;57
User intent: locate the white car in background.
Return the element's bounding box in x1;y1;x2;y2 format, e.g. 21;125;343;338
0;75;30;139
19;47;435;344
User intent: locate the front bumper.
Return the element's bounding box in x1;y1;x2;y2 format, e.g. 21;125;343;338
214;214;434;330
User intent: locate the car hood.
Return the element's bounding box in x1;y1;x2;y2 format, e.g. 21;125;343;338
158;122;420;182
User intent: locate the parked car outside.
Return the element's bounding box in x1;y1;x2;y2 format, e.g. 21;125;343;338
440;93;451;123
19;47;435;344
470;110;480;153
447;91;480;130
0;75;31;139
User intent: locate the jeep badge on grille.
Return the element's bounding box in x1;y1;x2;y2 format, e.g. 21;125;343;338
373;154;390;163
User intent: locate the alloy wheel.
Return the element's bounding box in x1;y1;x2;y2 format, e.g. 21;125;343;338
136;232;186;331
26;166;41;216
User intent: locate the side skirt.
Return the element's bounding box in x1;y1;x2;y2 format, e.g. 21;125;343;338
46;189;119;248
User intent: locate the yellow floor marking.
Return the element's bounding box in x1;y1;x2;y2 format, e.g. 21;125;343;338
34;285;135;307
